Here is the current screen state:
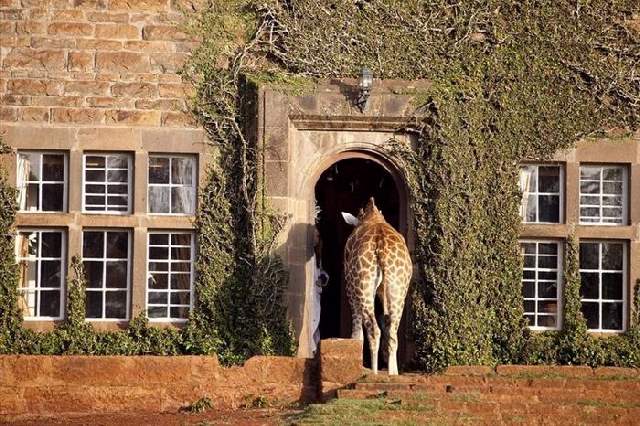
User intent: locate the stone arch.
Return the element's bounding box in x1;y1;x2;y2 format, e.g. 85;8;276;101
295;144;413;362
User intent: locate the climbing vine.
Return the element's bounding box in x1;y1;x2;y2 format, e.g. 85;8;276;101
1;1;639;369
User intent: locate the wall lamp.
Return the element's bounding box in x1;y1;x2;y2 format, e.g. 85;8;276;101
355;67;373;112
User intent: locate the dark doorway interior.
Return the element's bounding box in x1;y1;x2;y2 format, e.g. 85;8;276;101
314;157;402;368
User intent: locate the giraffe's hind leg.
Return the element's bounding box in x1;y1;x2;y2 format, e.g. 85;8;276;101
362;299;381;374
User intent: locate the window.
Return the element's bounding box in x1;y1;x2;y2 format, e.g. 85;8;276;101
82;230;130;320
148;155;196;214
15;230;65;319
147;232;194;321
579;165;627;225
519;165;563;223
16;152;66;212
83;154;132;214
520;241;562;329
579;241;626;331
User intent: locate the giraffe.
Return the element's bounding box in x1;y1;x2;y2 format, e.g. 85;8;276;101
342;197;412;375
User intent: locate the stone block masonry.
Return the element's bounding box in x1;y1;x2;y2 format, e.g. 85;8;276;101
0;0;199;128
0;354;319;417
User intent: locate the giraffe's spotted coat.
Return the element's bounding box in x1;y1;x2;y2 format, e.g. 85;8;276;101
343;198;412;375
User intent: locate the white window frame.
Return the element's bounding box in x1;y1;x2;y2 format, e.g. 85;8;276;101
519;164;564;224
82;229;131;321
82;153;133;215
147;154;197;216
16;151;68;213
579;240;627;333
15;229;66;320
146;230;195;323
579;164;628;226
520;239;563;331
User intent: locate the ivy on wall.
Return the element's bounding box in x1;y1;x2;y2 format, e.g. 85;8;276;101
1;1;640;369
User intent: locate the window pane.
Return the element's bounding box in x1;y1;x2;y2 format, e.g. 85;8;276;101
171;187;195;214
149;186;170;213
107;169;128;183
83;232;104;258
602;302;623;330
24;153;41;181
170;291;190;305
539;243;558;255
523;300;535;313
537;167;559;192
538;271;557;281
42;154;64;181
520;166;536;192
171;246;191;261
171;234;191;246
522;281;535;298
538;315;556;328
602;273;623;300
149;262;168;272
523;255;535;268
86;184;105;194
107;155;128;169
42;183;64;211
171;274;191;290
171;262;190;272
105;291;127;318
602;243;623;270
40;290;60;317
580;195;599;206
581;302;599;329
537;301;557;314
603;181;622;194
41;261;61;288
579;272;599;299
149;273;168;289
107;185;128;194
524;195;537;222
41;232;62;257
106;232;128;259
538;195;559;222
171;157;194;185
602;196;622;206
149;292;167;304
18;260;37;289
149;157;170;184
148;306;167;318
20;290;36;317
84;261;103;288
580;167;600;180
602;167;622;181
85;169;105;182
579;243;599;269
521;243;536;255
86;156;105;168
580;181;599;194
538;282;557;298
170;306;189;319
537;255;556;269
25;184;39;211
106;261;128;288
150;234;169;245
148;274;169;290
86;291;102;318
149;246;168;260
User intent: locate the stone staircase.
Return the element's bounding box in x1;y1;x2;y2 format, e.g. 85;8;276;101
335;366;640;424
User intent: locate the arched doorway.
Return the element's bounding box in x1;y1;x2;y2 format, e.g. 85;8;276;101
312;154;407;368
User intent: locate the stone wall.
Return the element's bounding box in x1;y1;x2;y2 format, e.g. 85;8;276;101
0;354;318;417
1;0;198;128
0;339;367;418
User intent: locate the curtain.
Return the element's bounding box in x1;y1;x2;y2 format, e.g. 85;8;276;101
16;154;30;211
